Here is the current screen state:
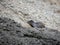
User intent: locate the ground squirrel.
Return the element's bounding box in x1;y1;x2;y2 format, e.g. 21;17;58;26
27;20;45;28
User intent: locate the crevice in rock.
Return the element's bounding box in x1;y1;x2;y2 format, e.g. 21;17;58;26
23;34;57;41
23;34;60;45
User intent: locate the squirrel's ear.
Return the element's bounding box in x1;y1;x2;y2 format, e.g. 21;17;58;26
27;20;34;27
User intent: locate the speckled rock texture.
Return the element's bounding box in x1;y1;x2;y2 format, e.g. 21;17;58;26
0;17;60;45
0;0;60;44
0;0;60;30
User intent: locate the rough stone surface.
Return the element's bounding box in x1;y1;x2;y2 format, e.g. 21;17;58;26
0;0;60;30
0;17;60;45
0;0;60;44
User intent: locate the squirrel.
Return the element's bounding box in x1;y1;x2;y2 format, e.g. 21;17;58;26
27;20;45;28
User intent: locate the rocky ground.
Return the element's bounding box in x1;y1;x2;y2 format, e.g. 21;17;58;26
0;0;60;45
0;0;60;30
0;17;60;45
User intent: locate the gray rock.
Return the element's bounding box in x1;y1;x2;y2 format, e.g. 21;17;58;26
0;17;60;45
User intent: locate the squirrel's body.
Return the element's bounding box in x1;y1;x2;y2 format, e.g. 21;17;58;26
27;20;45;28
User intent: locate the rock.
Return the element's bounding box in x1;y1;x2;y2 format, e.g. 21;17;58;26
0;17;60;45
0;0;60;30
27;20;45;28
